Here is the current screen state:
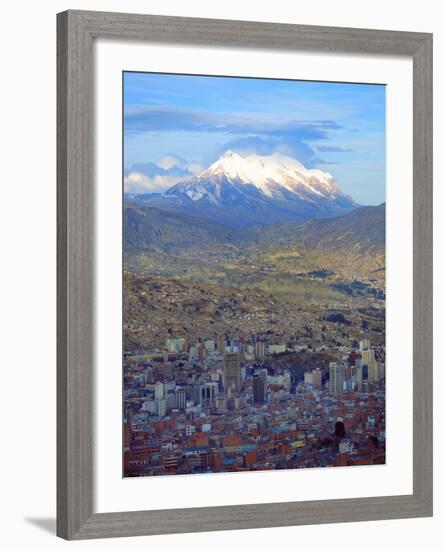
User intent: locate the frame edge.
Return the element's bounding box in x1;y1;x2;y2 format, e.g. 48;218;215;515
412;32;433;517
57;9;433;539
57;9;95;540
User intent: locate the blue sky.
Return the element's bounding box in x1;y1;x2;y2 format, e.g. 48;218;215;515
124;72;385;205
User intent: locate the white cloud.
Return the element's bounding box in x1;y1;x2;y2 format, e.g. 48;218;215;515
186;162;205;176
125;155;206;194
124;172;181;194
157;155;186;170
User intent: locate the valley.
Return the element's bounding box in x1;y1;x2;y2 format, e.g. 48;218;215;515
123;202;385;353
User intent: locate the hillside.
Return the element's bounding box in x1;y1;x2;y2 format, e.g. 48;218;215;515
243;203;385;254
124;202;238;257
123;272;384;352
124;202;385;257
123;202;385;351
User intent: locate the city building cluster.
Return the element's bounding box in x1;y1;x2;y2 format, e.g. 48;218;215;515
123;335;385;476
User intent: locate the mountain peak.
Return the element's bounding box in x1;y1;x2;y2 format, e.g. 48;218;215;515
197;151;340;199
220;150;239;159
151;151;360;227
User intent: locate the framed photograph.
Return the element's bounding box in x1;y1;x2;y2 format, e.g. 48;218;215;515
57;10;433;539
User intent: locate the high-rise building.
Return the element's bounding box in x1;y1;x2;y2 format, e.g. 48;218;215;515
253;370;267;404
141;399;157;414
204;339;215;353
349;364;363;385
224;352;241;393
244;344;255;360
200;381;218;402
304;368;322;389
188;344;198;360
154;381;164;400
254;341;265;358
166;392;176;411
156;398;166;417
367;360;380;383
359;339;371;352
190;384;201;405
361;349;376;366
166;337;185;352
329;362;346;394
175;387;186;410
379;363;386;379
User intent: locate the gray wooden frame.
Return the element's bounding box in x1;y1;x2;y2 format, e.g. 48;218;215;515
57;9;433;540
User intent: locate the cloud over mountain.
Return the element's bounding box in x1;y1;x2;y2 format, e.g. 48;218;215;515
124;107;344;167
124;155;204;194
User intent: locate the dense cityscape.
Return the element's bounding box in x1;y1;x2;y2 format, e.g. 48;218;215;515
123;334;385;476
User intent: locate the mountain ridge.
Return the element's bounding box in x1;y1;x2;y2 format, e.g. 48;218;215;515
124;202;385;258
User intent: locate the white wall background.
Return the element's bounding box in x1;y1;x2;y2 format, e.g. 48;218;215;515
0;1;441;548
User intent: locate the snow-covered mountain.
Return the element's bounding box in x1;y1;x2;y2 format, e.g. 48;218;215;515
132;151;359;228
166;151;341;203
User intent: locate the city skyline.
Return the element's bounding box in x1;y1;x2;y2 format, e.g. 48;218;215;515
124;330;386;476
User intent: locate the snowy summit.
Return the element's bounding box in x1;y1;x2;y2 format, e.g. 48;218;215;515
198;151;340;201
132;151;359;228
166;150;350;205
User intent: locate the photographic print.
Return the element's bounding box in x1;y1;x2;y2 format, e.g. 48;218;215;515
123;72;386;477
